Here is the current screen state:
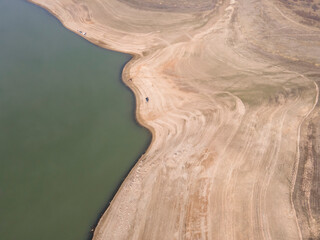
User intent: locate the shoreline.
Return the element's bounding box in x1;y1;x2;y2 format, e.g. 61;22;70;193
27;0;320;239
26;0;157;135
26;0;157;237
89;56;156;238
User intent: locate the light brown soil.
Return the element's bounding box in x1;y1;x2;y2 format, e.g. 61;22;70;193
29;0;320;239
118;0;216;12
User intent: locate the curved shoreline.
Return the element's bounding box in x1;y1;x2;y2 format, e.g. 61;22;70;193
27;0;158;236
27;0;320;239
27;0;156;135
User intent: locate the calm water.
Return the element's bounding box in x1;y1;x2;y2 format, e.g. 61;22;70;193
0;0;150;239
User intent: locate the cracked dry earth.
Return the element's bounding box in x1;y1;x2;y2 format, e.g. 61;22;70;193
30;0;320;239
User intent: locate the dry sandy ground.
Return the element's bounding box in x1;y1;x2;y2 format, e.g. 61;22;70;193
29;0;320;239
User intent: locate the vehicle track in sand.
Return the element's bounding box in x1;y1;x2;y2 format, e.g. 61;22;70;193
29;0;320;239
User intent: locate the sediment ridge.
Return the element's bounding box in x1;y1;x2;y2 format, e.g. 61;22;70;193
29;0;320;239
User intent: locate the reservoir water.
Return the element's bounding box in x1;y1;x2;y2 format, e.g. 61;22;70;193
0;0;150;239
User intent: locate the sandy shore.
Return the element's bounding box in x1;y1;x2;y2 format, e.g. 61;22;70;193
29;0;320;239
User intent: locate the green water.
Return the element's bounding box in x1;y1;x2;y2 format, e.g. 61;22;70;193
0;0;150;239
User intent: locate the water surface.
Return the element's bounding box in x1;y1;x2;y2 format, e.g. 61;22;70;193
0;1;150;239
